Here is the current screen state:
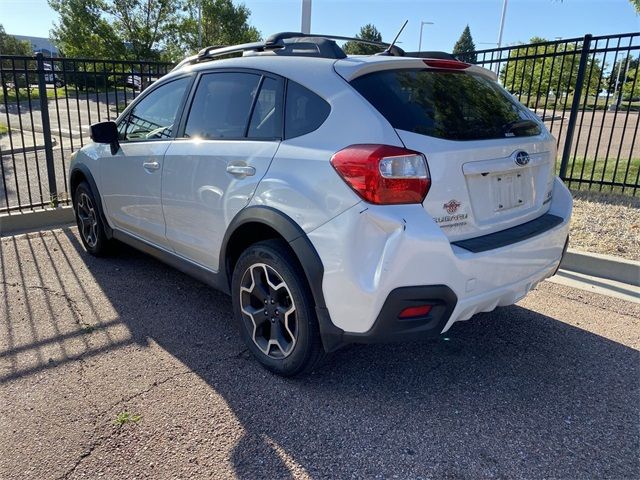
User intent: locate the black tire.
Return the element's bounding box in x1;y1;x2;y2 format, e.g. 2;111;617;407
231;239;325;376
74;181;111;256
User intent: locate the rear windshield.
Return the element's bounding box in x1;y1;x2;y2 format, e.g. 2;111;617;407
351;69;541;141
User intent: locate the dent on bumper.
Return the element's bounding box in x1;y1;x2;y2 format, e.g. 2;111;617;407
309;177;573;337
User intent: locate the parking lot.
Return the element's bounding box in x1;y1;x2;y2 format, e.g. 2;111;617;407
0;227;638;479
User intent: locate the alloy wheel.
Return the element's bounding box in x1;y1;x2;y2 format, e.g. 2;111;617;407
76;192;98;248
239;263;297;359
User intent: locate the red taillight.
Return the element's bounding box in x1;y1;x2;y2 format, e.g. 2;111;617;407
330;144;430;205
423;59;470;70
399;305;433;319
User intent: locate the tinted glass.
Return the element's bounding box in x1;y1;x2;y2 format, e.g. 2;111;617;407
184;73;260;139
120;77;190;141
351;69;541;141
284;81;330;139
248;77;283;139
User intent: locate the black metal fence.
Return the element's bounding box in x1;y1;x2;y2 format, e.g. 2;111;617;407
1;33;639;214
0;53;173;213
463;32;640;196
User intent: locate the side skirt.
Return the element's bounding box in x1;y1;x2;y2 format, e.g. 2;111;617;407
112;229;230;295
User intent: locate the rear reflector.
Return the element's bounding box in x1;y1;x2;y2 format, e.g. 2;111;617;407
423;59;470;70
330;144;430;205
398;305;433;319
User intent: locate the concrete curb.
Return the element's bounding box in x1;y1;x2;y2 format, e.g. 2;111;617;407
0;206;74;236
0;132;58;156
560;249;640;287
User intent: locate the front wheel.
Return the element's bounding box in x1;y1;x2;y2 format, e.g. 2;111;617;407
74;182;111;256
231;240;325;376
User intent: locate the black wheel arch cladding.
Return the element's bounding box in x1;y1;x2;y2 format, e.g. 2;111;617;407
221;206;327;310
70;164;113;238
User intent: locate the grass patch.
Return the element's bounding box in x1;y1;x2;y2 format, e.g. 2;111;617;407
521;94;640;111
0;123;8;135
0;87;67;103
559;157;640;196
114;411;142;426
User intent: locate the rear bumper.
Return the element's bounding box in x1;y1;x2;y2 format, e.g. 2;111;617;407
316;285;457;351
309;177;572;345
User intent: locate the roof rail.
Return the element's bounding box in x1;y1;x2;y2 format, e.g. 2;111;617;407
172;32;406;71
173;40;283;70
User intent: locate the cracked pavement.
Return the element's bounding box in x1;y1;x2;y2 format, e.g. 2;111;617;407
0;228;639;479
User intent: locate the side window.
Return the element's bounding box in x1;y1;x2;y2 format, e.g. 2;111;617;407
184;73;261;139
284;81;330;139
247;77;284;139
119;77;190;141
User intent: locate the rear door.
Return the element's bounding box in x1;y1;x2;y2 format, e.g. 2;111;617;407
349;66;556;241
162;71;284;271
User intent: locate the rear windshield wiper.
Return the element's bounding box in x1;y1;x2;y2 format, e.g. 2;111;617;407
502;119;540;136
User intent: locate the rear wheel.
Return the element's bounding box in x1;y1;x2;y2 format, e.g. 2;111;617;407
74;182;110;256
231;240;325;376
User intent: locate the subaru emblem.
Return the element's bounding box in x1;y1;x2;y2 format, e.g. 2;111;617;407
515;151;530;166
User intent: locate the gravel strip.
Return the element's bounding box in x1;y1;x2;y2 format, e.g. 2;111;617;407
569;190;640;261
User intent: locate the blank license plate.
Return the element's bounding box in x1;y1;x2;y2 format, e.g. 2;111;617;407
492;172;527;211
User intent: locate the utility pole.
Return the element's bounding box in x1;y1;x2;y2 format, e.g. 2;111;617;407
301;0;312;34
497;0;508;49
418;21;434;52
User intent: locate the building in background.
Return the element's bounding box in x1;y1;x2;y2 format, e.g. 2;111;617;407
11;34;59;57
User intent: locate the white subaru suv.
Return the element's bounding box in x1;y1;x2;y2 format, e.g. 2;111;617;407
69;33;572;376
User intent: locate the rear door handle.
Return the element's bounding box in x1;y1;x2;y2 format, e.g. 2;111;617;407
143;161;160;171
226;164;256;177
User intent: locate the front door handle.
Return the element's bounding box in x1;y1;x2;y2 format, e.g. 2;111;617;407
226;164;256;177
143;161;160;171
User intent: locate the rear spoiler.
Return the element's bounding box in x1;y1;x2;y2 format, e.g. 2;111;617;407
333;57;498;82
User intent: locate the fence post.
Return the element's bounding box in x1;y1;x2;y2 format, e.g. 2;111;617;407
35;52;58;207
559;34;592;180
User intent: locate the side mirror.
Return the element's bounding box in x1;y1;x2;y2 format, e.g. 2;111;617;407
90;121;120;155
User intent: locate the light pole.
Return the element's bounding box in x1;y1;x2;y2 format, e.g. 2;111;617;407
418;21;434;52
301;0;312;34
497;0;508;49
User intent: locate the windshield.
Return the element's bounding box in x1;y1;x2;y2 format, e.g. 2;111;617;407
351;68;541;141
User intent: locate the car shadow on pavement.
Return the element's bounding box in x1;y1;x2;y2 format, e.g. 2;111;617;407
2;228;638;479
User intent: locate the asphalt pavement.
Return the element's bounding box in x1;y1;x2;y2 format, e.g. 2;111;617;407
0;227;639;479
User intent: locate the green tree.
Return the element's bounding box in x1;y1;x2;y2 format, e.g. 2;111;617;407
108;0;180;60
452;25;476;63
500;37;602;108
631;0;640;14
166;0;260;60
622;65;639;99
49;0;126;59
342;24;383;55
607;56;640;93
0;24;35;94
0;24;32;56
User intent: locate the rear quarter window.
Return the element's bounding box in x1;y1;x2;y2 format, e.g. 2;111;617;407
284;81;330;139
350;69;541;141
